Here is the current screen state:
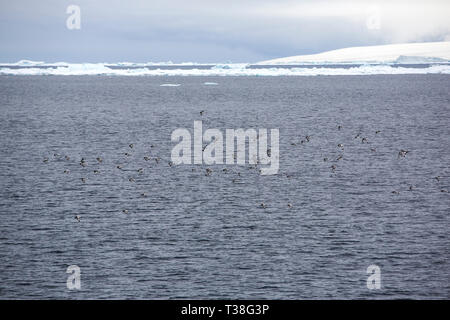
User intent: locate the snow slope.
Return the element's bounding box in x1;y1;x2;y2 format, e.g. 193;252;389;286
259;41;450;65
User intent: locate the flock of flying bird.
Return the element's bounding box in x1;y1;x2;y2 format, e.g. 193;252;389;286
43;113;448;222
43;142;164;222
295;125;447;197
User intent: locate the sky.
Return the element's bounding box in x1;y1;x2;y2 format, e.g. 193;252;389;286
0;0;449;63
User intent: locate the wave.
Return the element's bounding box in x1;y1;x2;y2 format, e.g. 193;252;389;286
1;62;450;76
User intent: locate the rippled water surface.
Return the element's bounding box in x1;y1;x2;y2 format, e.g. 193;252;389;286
0;75;449;299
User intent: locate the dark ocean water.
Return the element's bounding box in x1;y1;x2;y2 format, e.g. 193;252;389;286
0;75;449;299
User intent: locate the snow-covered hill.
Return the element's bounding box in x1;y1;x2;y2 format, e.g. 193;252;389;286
259;41;450;65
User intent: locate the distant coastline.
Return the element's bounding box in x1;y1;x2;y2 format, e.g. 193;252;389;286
258;41;450;65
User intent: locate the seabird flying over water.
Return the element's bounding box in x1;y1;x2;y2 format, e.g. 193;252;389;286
398;150;409;158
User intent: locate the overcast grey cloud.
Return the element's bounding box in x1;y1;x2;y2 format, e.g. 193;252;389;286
1;0;449;63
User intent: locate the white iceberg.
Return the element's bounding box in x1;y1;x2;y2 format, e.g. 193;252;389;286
2;44;450;77
258;41;450;65
212;63;249;70
0;60;45;66
1;64;450;76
